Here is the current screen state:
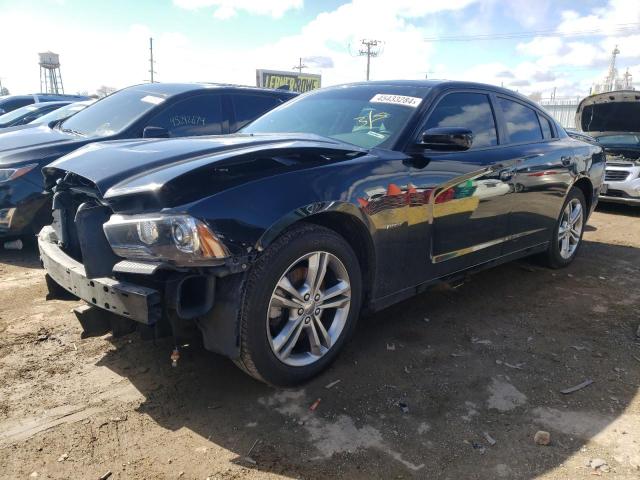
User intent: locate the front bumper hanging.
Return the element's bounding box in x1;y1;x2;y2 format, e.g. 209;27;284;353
38;226;161;324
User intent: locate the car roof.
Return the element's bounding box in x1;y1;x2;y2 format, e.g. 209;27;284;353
330;79;539;106
123;82;298;97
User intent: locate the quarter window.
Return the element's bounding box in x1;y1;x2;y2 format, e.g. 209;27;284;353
538;114;554;139
146;94;224;137
231;94;282;130
424;93;497;148
498;98;543;143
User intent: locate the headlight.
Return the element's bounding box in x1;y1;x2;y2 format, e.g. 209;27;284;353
103;213;229;265
0;164;38;183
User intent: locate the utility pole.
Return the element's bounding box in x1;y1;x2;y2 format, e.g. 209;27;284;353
358;39;382;81
149;37;156;83
293;57;307;74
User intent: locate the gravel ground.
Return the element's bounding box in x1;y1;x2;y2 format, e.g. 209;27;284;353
0;202;639;480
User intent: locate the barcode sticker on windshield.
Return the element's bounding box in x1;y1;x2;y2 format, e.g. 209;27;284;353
141;95;165;105
370;94;422;108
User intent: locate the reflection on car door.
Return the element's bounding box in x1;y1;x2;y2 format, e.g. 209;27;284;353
496;97;575;254
405;91;521;284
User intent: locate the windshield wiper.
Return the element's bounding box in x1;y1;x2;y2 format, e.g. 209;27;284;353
61;127;86;137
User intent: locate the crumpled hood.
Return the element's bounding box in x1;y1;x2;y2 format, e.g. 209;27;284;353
44;133;366;206
0;124;87;166
576;90;640;134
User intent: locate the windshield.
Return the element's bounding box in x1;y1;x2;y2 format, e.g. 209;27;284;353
242;85;430;149
33;101;93;125
59;88;168;137
0;104;40;124
596;134;640;146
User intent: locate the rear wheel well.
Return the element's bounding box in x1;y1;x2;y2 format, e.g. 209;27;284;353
572;177;594;213
294;213;375;307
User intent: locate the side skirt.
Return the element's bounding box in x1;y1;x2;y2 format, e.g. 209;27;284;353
367;242;549;313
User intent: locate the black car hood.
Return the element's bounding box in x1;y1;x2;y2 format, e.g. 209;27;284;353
576;90;640;133
0;124;88;166
44;134;367;207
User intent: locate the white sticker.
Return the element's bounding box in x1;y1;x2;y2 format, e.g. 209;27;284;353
140;95;165;105
367;130;386;139
370;94;422;108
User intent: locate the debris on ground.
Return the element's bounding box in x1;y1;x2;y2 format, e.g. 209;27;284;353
471;337;492;345
495;359;525;370
57;453;68;462
98;472;112;480
560;379;593;394
386;343;396;351
534;431;551;446
243;439;259;465
397;401;409;414
325;379;341;389
309;398;321;411
571;345;587;351
483;432;496;446
471;441;486;454
589;458;610;473
423;317;430;323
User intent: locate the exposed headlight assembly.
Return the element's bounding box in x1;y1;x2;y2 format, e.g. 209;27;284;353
103;214;229;265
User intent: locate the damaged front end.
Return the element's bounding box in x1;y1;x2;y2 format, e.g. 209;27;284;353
39;170;247;359
576;90;640;205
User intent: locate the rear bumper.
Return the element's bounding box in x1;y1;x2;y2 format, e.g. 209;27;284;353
38;226;161;324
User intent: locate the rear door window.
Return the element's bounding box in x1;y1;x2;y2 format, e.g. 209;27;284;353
498;98;543;143
146;94;224;137
231;94;282;130
423;92;498;148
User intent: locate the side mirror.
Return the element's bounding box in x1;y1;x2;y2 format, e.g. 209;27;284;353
418;127;474;151
142;126;169;138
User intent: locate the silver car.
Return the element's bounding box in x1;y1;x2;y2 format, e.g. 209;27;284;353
575;91;640;206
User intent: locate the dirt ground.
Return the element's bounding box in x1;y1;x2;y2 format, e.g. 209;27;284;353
0;202;639;480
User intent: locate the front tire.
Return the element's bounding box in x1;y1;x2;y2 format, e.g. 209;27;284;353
542;187;586;268
234;223;362;386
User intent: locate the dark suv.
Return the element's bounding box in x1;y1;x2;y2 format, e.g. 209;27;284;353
0;83;296;240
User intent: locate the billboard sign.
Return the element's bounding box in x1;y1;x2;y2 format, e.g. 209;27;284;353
256;69;321;93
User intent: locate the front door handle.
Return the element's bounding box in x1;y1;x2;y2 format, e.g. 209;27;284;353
403;155;431;169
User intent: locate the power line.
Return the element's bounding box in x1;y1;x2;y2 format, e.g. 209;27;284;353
358;39;383;81
423;23;640;42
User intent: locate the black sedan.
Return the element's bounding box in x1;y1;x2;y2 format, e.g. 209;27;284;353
0;83;296;240
0;101;72;129
39;80;605;385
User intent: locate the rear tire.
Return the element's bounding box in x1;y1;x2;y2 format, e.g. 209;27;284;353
234;223;362;386
541;187;586;268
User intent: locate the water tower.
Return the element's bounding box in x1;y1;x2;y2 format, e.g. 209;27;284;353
39;51;64;94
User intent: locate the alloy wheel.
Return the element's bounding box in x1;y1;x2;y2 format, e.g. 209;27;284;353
266;251;351;367
558;198;584;260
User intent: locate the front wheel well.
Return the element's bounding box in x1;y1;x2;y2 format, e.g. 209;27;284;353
287;212;375;307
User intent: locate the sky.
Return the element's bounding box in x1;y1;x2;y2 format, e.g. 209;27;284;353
0;0;639;98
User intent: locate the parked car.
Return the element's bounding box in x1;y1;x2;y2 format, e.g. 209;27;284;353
39;80;604;385
575;90;640;206
0;83;296;241
0;101;73;129
30;99;96;126
0;94;89;115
